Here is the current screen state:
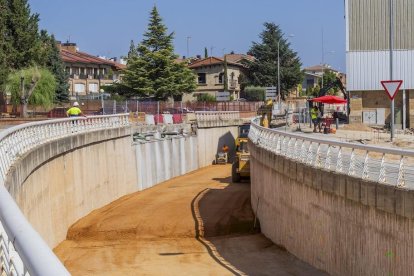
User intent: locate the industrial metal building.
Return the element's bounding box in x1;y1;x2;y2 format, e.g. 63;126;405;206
346;0;414;127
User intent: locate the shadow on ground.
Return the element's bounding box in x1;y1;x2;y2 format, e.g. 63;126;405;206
196;180;328;276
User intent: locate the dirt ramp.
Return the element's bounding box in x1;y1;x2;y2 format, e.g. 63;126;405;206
55;165;325;275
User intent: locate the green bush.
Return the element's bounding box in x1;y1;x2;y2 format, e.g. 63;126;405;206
242;86;265;101
197;93;216;102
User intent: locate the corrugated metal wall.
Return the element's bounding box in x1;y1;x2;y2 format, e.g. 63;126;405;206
348;0;414;51
346;0;414;91
347;50;414;91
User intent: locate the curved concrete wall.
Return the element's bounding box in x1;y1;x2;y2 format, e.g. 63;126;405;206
250;141;414;276
135;136;198;191
5;128;200;248
5;128;137;248
197;126;238;167
3;121;239;252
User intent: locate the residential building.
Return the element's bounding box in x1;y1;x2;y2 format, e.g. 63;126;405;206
59;43;125;99
185;55;251;102
346;0;414;127
302;65;346;95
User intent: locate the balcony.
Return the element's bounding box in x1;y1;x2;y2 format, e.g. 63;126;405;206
229;80;238;88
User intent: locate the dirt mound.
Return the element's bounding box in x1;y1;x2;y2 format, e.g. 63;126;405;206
341;123;374;132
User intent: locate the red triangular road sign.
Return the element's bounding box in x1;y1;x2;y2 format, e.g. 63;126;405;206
381;80;403;100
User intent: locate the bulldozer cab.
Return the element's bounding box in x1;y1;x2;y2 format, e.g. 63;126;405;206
232;124;251;182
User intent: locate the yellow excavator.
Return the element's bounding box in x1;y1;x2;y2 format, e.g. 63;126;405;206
232;124;250;182
257;99;273;127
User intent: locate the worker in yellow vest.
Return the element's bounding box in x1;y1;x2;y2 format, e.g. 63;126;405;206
311;106;321;133
262;114;269;128
66;102;85;117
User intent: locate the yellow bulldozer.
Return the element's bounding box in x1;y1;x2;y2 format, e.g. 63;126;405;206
232;124;251;182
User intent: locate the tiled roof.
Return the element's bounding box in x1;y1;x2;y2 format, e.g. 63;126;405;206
304;65;338;72
60;49;126;70
225;54;255;63
188;57;242;69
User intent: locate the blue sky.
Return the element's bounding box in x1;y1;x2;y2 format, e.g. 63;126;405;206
29;0;346;71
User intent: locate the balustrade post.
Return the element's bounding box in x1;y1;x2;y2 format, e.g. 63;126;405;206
325;146;332;170
307;142;314;165
348;149;356;176
379;154;387;183
314;143;322;168
397;156;406;187
336;147;343;173
362;151;370;180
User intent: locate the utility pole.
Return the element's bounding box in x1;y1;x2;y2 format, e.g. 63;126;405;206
210;46;215;57
277;40;281;105
389;0;395;141
321;28;324;88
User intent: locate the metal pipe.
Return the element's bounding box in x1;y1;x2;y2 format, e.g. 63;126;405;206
390;0;395;140
277;40;281;105
403;90;406;130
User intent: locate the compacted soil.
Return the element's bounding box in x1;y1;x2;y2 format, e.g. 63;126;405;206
54;165;326;276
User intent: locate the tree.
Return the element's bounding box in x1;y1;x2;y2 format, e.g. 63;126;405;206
319;71;340;95
0;0;9;111
127;40;137;60
246;22;303;99
6;67;56;117
204;47;208;58
38;31;69;102
4;0;40;70
120;6;197;100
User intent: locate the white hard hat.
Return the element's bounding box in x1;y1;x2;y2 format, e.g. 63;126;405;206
73;102;79;107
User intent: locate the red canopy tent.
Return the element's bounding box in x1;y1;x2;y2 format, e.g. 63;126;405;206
311;95;347;104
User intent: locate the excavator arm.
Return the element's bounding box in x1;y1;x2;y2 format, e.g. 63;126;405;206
318;77;348;100
317;76;350;123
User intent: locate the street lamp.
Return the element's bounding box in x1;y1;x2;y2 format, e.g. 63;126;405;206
277;34;294;105
321;50;335;88
389;0;395;141
186;36;191;58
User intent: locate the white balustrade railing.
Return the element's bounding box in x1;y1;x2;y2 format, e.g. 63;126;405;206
195;111;240;122
0;114;130;276
249;117;414;188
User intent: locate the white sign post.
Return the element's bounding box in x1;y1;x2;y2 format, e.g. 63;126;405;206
381;80;403;140
216;91;230;102
265;87;277;100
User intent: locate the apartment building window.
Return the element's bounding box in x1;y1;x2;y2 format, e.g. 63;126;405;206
218;73;224;84
74;83;85;93
198;73;206;84
89;83;98;93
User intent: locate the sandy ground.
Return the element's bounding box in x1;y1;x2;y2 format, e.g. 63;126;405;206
54;165;326;276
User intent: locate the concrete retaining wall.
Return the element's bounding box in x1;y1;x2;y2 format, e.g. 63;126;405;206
135;136;198;191
4;122;238;249
5;128;137;248
197;126;238;167
250;141;414;276
5;128;200;248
